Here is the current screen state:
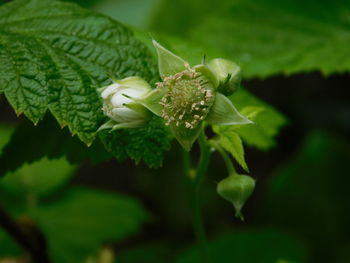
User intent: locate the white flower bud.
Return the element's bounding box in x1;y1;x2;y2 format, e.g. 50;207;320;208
98;76;152;131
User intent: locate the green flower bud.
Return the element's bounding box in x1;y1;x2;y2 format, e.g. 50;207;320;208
217;174;255;220
207;58;241;96
98;76;152;131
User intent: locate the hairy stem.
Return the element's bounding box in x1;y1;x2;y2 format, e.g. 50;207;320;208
184;130;212;263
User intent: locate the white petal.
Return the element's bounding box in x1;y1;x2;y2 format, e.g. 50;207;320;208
111;91;131;107
111;87;149;107
101;83;121;99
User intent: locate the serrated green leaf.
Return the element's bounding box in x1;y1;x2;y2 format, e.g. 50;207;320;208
212;126;248;172
99;116;172;168
230;89;287;150
0;0;157;144
150;0;350;78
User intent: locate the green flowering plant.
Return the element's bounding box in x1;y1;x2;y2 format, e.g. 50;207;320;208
0;1;291;262
98;40;256;223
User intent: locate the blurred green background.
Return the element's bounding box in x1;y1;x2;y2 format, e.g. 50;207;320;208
0;0;349;262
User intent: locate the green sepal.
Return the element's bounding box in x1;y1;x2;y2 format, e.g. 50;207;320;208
152;40;189;79
110;120;146;131
205;93;253;126
98;119;146;132
170;123;202;151
97;120;116;132
126;88;164;117
193;64;219;88
123;101;152;119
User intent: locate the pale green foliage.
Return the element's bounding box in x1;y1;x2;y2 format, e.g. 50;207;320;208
231;89;287;150
213;125;248;172
150;0;350;78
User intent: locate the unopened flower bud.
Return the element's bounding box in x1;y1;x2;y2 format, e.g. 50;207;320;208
217;174;255;220
207;58;241;96
98;76;152;131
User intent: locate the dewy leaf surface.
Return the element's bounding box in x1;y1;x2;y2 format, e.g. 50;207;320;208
0;0;157;144
150;0;350;78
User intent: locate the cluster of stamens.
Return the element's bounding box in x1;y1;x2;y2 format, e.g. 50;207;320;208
157;70;215;129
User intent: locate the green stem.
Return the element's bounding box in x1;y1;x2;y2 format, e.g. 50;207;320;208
184;130;212;263
182;149;191;177
208;139;237;175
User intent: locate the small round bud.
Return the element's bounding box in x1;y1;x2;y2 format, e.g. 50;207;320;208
99;77;152;131
217;174;255;220
207;58;241;96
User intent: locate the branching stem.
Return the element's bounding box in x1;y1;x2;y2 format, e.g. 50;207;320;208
208;139;237;175
183;129;213;263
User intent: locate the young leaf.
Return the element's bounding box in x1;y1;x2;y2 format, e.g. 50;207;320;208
213;125;248;172
0;0;157;145
231;89;288;150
